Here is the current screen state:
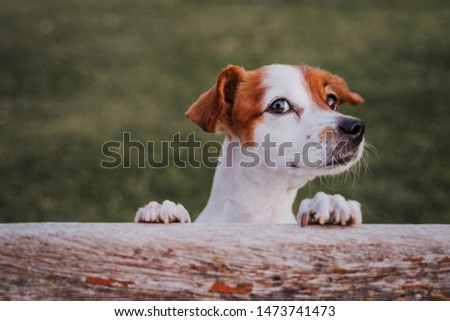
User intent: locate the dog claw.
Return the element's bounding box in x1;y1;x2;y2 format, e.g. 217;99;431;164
300;212;309;227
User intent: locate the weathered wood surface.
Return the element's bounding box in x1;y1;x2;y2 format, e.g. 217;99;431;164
0;223;449;300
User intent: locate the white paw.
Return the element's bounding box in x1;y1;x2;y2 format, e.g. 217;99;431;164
134;200;191;224
297;192;362;227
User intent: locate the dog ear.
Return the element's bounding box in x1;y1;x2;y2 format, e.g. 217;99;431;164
185;65;246;132
326;75;364;105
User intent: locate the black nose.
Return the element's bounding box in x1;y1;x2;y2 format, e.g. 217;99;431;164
338;118;365;144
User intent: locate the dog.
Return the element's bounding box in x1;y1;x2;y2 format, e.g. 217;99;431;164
134;64;365;226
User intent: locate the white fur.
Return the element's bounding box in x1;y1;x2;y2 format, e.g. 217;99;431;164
262;64;314;108
135;64;364;226
195;138;300;223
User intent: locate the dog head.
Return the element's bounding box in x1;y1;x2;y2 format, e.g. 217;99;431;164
186;64;365;178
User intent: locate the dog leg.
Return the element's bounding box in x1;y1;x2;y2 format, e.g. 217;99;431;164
297;192;362;227
134;200;191;224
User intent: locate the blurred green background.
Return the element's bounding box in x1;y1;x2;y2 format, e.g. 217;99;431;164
0;0;449;223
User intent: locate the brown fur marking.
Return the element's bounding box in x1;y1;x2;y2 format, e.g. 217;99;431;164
301;66;364;110
186;65;266;143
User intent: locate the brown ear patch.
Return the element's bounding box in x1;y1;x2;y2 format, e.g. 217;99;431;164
301;66;364;109
185;65;266;144
185;84;221;132
185;65;245;133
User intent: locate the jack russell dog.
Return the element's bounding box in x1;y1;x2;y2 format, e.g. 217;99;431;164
135;64;365;227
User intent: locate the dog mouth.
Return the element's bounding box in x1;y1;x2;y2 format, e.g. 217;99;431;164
286;143;361;169
324;139;363;168
285;137;363;169
324;138;364;168
325;152;357;167
286;152;357;169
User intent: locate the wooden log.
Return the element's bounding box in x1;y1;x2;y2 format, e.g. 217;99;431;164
0;223;449;300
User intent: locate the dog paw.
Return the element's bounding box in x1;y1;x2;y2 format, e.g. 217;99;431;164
134;200;191;224
297;192;362;227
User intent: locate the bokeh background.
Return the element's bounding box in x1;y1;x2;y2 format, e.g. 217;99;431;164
1;0;449;223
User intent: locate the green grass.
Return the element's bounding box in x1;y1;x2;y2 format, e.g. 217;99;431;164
1;0;449;223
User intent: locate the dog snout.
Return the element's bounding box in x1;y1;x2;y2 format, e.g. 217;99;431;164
338;117;365;144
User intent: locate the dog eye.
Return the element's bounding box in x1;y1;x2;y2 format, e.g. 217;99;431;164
327;94;338;110
268;98;290;114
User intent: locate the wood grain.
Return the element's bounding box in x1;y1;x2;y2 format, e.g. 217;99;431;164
0;223;449;300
